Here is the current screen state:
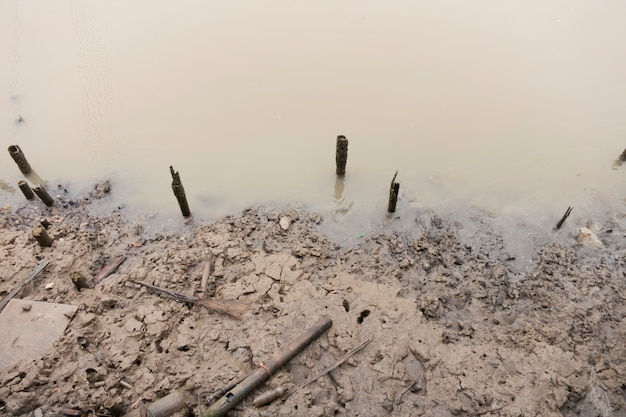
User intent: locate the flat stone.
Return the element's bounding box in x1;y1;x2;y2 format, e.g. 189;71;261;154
0;299;77;374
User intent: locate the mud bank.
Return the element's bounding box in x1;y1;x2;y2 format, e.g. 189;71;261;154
1;181;625;417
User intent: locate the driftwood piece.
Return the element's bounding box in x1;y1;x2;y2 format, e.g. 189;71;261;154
121;385;196;417
132;280;248;320
0;260;50;313
203;316;332;417
94;256;126;284
195;258;214;299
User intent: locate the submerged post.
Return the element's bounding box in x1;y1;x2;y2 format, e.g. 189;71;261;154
170;166;191;217
8;145;31;174
33;186;54;207
336;135;348;176
388;171;400;213
18;180;35;200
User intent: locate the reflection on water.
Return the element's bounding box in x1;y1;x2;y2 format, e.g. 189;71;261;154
1;0;625;246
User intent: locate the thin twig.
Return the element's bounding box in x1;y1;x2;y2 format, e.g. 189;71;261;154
554;206;573;230
395;377;422;404
290;339;372;396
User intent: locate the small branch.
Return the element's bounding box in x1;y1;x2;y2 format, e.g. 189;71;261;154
291;339;372;395
0;260;50;313
554;206;573;230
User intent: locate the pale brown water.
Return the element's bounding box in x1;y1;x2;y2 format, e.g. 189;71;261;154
2;1;625;245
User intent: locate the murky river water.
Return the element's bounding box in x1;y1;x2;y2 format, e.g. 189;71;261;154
1;1;625;250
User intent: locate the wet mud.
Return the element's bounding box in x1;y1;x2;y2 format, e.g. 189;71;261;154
0;181;625;417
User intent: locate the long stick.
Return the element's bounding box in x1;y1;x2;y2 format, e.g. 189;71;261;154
0;260;50;313
132;280;248;320
292;338;371;394
203;316;333;417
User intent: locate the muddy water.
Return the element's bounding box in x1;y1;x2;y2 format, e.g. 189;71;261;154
1;1;625;249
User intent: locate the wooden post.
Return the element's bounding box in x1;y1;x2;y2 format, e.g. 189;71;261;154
33;186;54;207
619;148;626;162
8;145;32;174
170;166;191;217
336;135;348;176
203;316;332;417
388;171;400;213
33;225;53;247
18;180;35;200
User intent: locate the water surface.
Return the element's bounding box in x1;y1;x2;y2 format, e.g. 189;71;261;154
2;1;625;251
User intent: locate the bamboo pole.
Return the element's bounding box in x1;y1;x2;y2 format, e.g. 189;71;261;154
8;145;31;174
33;186;54;207
203;316;333;417
18;181;35;200
170;166;191;217
387;171;400;213
335;135;348;176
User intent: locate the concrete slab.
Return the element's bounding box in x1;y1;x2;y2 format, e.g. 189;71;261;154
0;299;78;375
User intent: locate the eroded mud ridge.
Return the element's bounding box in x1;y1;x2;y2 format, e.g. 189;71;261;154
1;182;625;417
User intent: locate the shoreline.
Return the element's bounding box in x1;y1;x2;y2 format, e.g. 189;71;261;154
0;181;625;416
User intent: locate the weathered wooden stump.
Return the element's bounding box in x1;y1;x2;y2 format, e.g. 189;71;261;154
8;145;31;174
18;180;35;200
33;186;54;207
335;135;348;176
32;225;53;247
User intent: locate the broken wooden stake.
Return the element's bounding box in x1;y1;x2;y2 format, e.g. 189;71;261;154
33;225;53;247
203;316;332;417
619;148;626;162
555;206;573;230
335;135;348;176
388;171;400;213
170;166;191;217
18;180;35;200
0;260;50;313
8;145;31;174
33;186;54;207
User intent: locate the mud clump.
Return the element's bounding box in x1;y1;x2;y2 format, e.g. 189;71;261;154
0;181;625;417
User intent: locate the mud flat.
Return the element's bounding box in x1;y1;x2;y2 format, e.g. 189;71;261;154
0;181;625;417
